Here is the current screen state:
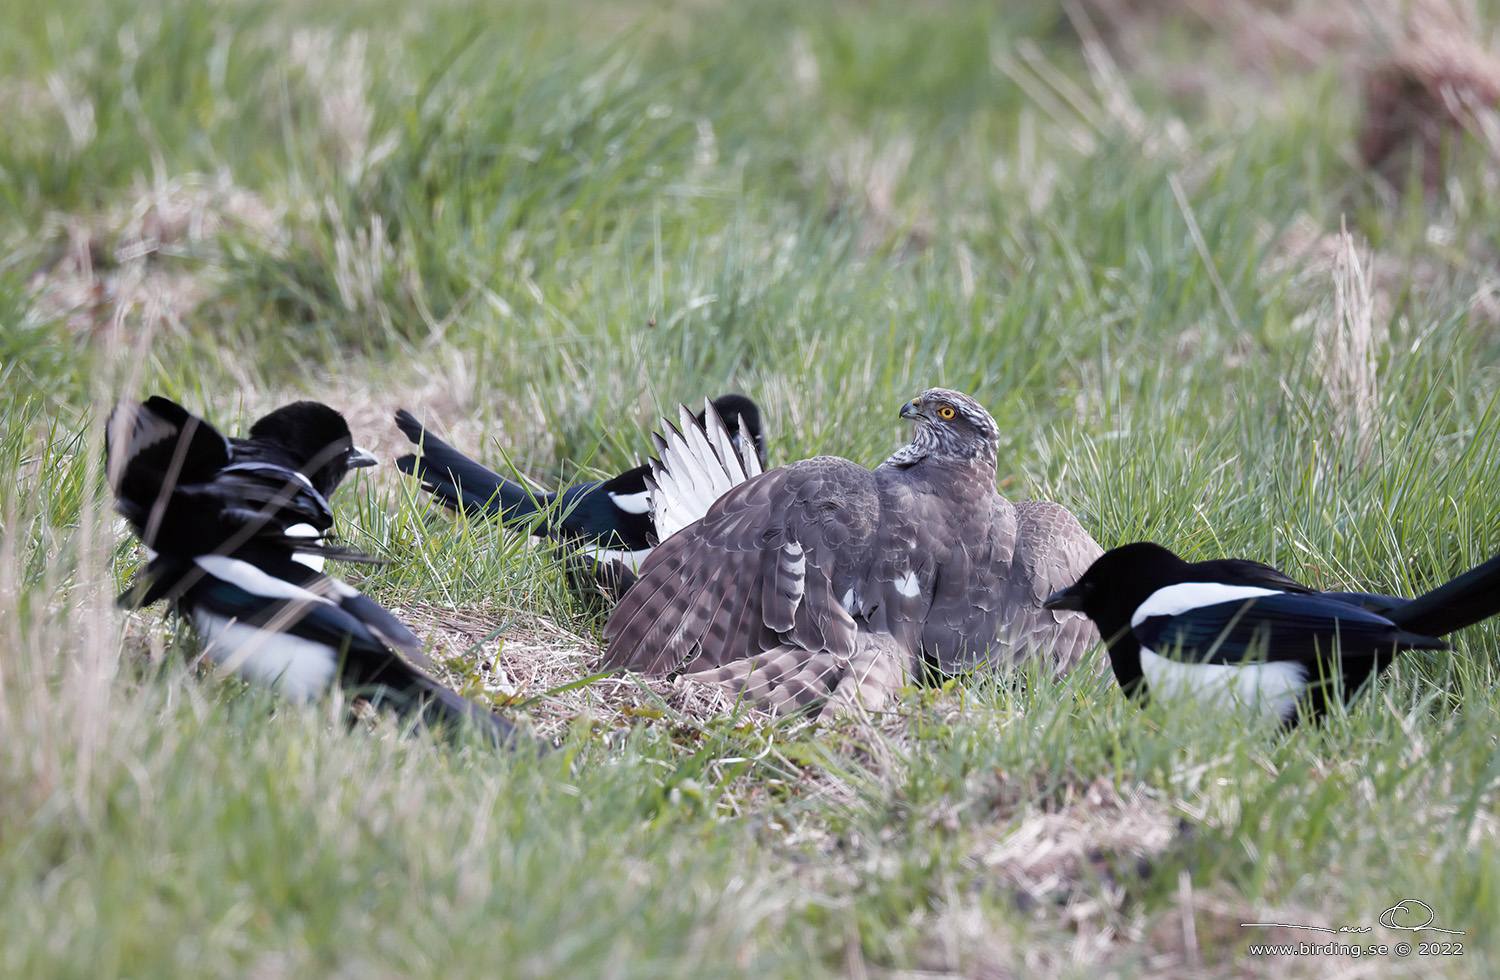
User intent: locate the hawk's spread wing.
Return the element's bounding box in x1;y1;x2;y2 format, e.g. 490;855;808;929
929;500;1102;675
603;457;884;674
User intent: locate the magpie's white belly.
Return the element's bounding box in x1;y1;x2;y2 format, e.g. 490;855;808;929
1138;647;1308;723
192;610;339;701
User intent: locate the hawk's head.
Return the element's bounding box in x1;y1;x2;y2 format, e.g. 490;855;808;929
889;388;1000;466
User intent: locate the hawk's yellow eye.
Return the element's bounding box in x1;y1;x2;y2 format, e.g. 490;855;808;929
938;405;956;420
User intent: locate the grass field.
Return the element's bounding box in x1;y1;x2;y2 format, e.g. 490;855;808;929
4;0;1500;976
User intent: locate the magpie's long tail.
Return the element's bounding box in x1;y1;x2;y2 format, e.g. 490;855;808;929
394;410;554;531
408;675;529;748
1386;551;1500;638
349;654;531;748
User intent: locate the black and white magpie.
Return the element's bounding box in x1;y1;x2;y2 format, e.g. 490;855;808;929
108;396;522;743
1043;541;1500;726
394;393;766;594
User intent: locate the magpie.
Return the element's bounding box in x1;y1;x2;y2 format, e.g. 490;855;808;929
394;393;766;594
1043;541;1500;726
108;397;523;744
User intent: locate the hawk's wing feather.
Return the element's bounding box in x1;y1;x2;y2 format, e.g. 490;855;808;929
605;458;880;673
679;632;909;720
603;540;732;673
938;500;1101;674
761;538;807;635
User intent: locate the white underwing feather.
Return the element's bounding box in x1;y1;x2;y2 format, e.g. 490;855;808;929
648;399;762;541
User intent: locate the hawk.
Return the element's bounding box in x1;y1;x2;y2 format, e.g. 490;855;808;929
603;388;1101;718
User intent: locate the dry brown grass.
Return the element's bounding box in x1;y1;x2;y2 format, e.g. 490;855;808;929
1358;1;1500;193
26;173;285;339
1077;0;1500;195
1321;222;1381;460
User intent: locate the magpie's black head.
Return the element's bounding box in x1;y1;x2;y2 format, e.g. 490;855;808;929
1043;541;1193;625
704;393;768;468
1043;541;1195;698
247;401;376;498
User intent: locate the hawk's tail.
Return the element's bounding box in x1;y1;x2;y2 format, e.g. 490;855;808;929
679;634;910;722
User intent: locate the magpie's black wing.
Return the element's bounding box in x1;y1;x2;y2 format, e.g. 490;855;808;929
109;398;337;548
1194;559;1425;623
211;462;335;531
107;397;232;531
1192;558;1317;594
125;460;338;562
1322;591;1408;613
550;467;654;548
1133;592;1448;667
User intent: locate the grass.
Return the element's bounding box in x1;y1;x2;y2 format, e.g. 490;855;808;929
3;0;1500;975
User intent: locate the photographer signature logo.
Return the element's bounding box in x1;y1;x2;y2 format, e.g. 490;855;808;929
1241;900;1464;936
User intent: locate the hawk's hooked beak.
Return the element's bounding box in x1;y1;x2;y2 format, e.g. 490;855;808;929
348;446;379;469
1042;585;1083;611
899;399;922;421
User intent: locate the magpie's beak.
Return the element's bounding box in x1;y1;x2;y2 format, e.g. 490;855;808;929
899;399;921;421
348;446;379;469
1042;585;1082;611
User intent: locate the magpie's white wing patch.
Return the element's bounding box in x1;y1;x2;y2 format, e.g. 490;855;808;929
284;523;327;572
606;490;652;515
194;553;336;606
1130;582;1281;628
1139;645;1307;723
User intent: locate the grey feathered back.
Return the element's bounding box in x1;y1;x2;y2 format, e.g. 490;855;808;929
602;388;1100;715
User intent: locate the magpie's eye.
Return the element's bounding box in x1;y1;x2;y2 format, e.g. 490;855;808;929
938;405;956;420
